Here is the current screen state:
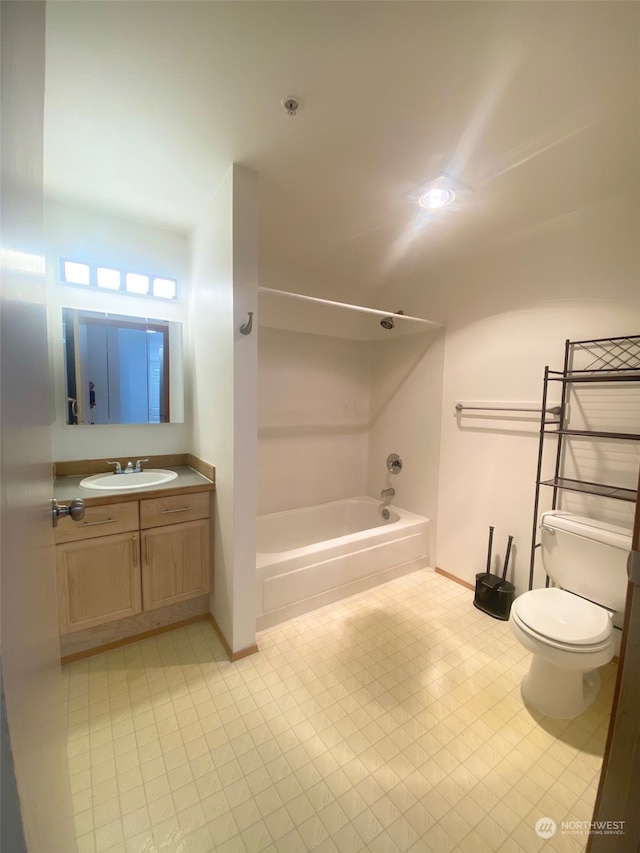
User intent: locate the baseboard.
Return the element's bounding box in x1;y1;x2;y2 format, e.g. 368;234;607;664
59;595;210;658
207;614;259;662
435;566;475;591
60;613;210;664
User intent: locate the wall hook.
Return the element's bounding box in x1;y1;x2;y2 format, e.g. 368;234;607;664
240;312;254;336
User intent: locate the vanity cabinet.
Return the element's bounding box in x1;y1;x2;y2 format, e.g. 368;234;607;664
55;502;141;633
55;490;211;634
140;493;211;610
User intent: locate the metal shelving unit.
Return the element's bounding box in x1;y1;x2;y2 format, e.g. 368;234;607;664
528;335;640;590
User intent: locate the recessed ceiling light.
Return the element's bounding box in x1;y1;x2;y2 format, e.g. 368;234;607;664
418;187;456;209
407;172;471;211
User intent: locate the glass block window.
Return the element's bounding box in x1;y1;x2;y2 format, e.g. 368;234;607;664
59;258;178;301
62;260;90;285
125;272;150;295
96;267;121;290
152;277;177;299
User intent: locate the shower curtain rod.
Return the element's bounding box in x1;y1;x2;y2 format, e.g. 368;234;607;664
258;287;442;327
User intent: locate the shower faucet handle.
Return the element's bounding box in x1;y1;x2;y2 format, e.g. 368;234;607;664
386;453;403;474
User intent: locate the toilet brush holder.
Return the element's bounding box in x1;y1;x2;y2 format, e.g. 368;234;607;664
473;529;515;620
473;574;515;620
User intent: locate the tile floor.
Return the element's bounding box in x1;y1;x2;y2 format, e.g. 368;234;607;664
63;570;616;853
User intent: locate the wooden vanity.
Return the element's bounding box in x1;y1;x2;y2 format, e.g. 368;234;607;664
53;454;215;659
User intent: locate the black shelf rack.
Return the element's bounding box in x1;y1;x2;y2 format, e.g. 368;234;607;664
528;335;640;590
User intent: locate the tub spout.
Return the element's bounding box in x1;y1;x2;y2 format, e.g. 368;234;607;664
381;488;395;500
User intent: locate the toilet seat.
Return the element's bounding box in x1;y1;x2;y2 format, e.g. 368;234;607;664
512;588;612;648
511;609;613;654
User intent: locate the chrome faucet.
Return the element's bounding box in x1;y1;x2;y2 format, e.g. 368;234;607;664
107;458;149;474
381;487;395;499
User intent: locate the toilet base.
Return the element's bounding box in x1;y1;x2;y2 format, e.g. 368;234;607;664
521;655;601;719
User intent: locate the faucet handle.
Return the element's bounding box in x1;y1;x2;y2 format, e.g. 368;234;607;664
386;453;403;474
107;460;122;474
135;458;149;472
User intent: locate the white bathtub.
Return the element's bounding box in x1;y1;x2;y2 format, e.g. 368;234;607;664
256;496;430;629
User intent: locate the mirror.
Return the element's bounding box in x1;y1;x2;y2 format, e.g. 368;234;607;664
62;308;183;425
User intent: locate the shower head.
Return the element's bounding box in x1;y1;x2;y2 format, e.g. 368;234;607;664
380;310;404;330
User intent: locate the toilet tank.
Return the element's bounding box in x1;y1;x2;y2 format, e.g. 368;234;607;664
540;511;632;612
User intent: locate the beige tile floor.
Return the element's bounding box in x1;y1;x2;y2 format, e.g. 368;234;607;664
63;570;616;853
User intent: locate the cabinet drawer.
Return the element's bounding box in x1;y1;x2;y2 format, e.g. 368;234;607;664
140;491;210;529
54;501;139;543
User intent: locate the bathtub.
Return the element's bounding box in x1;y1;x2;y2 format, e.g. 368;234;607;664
256;496;430;629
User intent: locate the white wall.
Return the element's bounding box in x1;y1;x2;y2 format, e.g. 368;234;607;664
231;167;259;652
44;200;191;460
190;165;258;654
378;191;640;593
258;327;370;514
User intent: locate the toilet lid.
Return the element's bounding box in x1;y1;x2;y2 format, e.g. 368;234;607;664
515;588;611;645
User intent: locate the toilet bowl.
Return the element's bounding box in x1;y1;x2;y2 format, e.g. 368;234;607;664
509;512;630;719
509;588;614;718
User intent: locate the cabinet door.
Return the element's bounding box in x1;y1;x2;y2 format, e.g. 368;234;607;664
57;532;142;633
141;519;210;611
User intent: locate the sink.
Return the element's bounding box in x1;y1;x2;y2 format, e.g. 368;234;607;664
79;469;179;491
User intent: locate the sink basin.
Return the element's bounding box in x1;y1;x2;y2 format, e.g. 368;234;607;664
79;469;179;491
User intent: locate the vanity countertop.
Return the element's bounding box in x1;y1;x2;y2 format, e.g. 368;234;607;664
53;466;214;507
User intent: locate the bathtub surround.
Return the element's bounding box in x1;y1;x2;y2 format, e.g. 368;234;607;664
367;327;445;547
257;322;444;529
258;327;371;515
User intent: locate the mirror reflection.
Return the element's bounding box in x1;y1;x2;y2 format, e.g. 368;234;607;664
63;308;180;425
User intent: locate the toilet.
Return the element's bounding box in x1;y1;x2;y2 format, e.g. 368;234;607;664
509;510;631;719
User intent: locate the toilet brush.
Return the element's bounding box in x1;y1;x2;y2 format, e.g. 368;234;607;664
501;535;513;581
486;526;494;573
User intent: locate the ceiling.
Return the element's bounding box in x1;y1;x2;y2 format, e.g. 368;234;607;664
44;1;640;290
